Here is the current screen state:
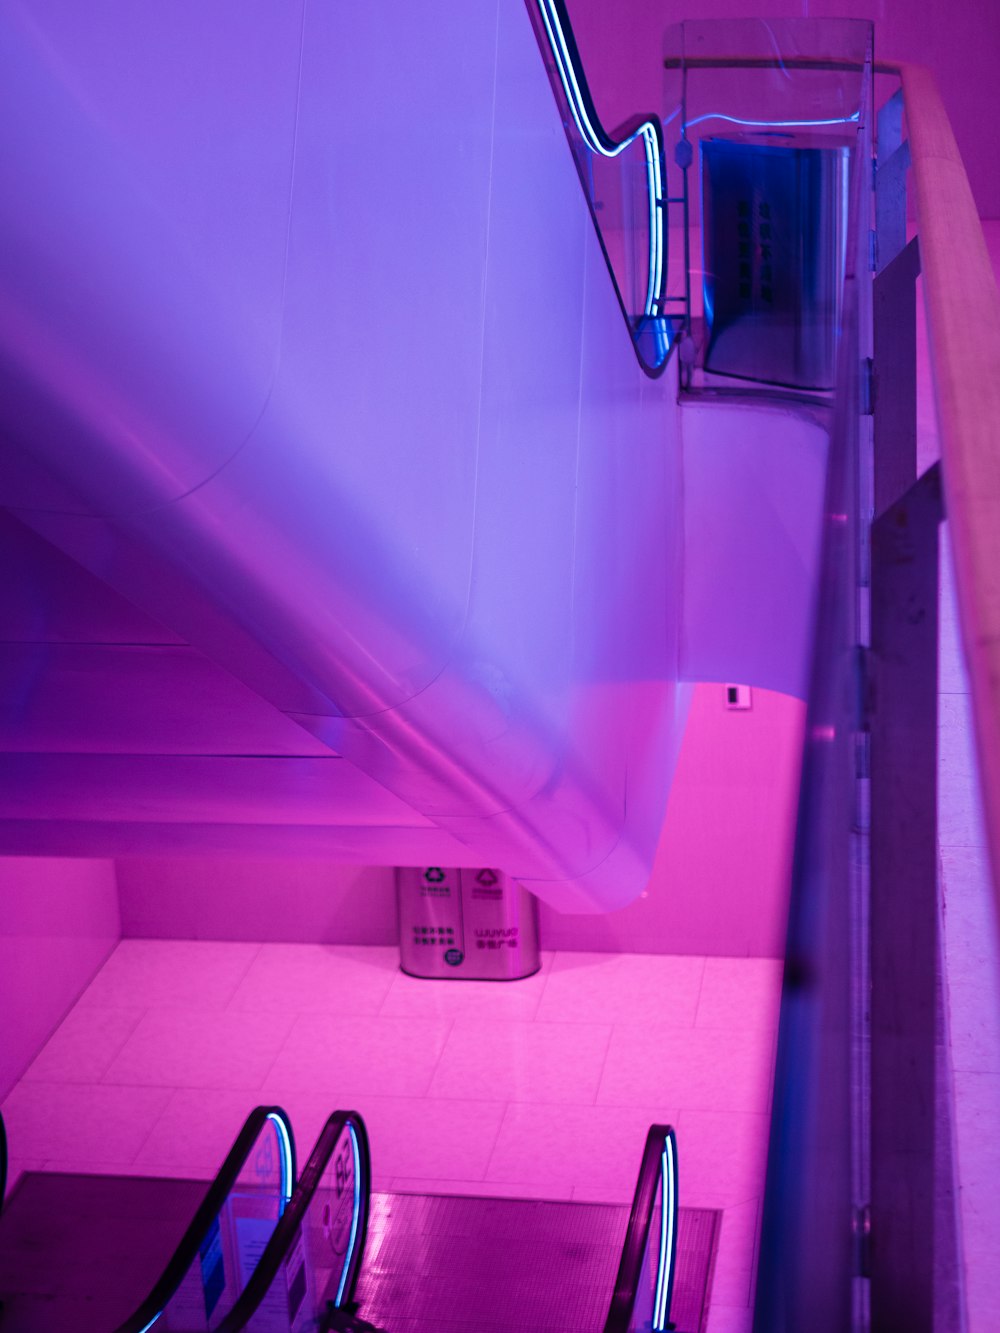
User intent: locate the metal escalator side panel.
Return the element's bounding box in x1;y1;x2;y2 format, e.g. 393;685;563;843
604;1124;679;1333
114;1106;295;1333
215;1111;371;1333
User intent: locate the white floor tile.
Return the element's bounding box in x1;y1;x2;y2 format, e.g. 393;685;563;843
1;1081;173;1165
942;847;998;974
428;1018;611;1105
597;1024;774;1115
716;1197;761;1265
951;1070;1000;1333
79;939;260;1011
485;1102;677;1196
948;981;1000;1075
695;958;783;1031
704;1305;754;1333
262;1012;454;1100
355;1094;508;1183
380;952;555;1021
535;952;705;1026
938;772;989;848
673;1109;770;1210
709;1263;754;1307
709;1198;762;1314
132;1088;268;1174
102;1007;296;1090
20;1006;145;1085
938;693;979;778
227;943;399;1016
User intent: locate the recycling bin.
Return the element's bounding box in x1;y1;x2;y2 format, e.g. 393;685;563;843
396;866;541;980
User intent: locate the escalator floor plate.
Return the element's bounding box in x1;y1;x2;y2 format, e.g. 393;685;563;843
0;1170;207;1332
355;1191;719;1332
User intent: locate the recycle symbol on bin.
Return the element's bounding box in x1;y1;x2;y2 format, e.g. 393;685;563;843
424;867;446;883
475;869;498;887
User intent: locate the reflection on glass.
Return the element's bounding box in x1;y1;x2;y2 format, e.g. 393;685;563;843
152;1110;294;1332
627;1187;659;1333
628;1132;677;1333
529;0;677;370
608;1125;678;1333
748;20;875;1328
263;1120;362;1330
663;17;871;398
223;1114;369;1333
700;135;850;390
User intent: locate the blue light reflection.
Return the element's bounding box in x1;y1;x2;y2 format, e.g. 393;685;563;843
334;1121;363;1308
535;0;664;327
652;1129;678;1330
266;1109;295;1214
686;110;860;131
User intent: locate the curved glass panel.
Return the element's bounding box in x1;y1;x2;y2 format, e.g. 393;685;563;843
118;1107;295;1333
664;18;871;398
527;0;676;372
605;1125;679;1333
282;1118;364;1323
216;1112;371;1333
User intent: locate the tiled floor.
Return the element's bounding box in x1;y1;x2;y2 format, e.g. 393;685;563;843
937;536;1000;1330
923;219;1000;1333
2;944;780;1333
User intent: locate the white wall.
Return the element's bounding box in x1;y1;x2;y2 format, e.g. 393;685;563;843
117;860;396;946
0;858;119;1099
117;683;802;959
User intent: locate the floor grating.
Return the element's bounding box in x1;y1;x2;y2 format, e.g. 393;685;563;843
354;1191;719;1332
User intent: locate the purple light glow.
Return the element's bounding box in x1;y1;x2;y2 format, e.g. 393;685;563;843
0;0;691;911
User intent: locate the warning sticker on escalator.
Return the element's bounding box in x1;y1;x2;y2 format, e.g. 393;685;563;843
199;1216;226;1320
284;1230;308;1331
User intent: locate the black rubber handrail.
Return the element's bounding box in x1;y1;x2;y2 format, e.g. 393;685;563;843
604;1123;679;1333
216;1110;372;1333
114;1105;296;1333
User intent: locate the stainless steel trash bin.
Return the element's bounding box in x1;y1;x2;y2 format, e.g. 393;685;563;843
396;866;541;980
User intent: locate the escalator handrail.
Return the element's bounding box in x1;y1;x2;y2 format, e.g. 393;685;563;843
215;1110;371;1333
528;0;670;374
114;1104;296;1333
604;1123;679;1333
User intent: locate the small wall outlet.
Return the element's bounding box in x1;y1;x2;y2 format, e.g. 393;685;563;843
725;684;752;710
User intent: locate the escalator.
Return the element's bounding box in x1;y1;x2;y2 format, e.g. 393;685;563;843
0;1107;295;1332
213;1114;680;1333
0;1109;688;1332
